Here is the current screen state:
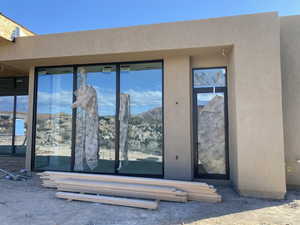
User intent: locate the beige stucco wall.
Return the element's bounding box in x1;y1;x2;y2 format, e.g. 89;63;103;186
0;12;287;199
280;15;300;189
164;55;193;180
0;14;34;41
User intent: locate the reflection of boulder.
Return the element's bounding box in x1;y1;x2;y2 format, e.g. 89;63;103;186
197;95;225;174
35;106;163;157
118;93;130;169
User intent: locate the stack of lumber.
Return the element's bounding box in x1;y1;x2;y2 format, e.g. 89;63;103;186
39;171;221;209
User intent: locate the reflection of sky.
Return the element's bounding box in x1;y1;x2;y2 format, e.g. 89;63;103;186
16;96;28;112
197;93;224;106
36;68;162;116
0;96;14;112
0;96;28;112
15;119;25;135
121;69;162;114
37;73;73;115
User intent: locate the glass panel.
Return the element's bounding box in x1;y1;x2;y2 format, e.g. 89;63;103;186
194;68;226;88
34;67;73;171
0;96;14;155
14;95;28;156
119;62;163;175
74;65;116;173
196;92;226;175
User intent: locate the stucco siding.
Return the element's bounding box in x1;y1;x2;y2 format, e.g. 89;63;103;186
280;15;300;189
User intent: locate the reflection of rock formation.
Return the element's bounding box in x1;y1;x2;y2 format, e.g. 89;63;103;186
194;71;225;87
35;106;163;158
118;94;130;169
72;68;99;171
197;95;225;174
137;107;162;122
36;113;72;147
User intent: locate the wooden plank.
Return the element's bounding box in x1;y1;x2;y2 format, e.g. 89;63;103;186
57;184;188;202
56;192;159;210
54;178;186;196
40;172;214;192
188;193;222;203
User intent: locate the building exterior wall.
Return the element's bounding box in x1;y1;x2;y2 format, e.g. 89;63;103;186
164;55;193;180
0;12;287;199
280;15;300;189
0;14;34;41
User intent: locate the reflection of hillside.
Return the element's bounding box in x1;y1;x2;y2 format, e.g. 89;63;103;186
35;107;163;156
137;107;162;122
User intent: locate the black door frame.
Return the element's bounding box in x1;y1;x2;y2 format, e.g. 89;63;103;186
192;67;230;180
31;60;164;178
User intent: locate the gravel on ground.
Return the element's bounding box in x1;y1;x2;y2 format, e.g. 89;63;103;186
0;175;299;225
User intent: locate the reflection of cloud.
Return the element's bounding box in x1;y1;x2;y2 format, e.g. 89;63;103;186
37;91;73;113
36;88;162;114
94;87;115;108
0;96;14;111
95;88;162;108
125;89;162;107
38;91;72;105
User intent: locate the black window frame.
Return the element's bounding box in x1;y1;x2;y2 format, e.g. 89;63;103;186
31;60;164;178
192;67;230;180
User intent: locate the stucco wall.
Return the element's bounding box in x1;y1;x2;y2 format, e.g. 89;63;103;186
8;12;286;199
164;55;193;180
280;15;300;189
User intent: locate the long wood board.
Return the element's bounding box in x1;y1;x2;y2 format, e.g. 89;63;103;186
54;178;186;195
57;183;188;202
56;192;159;210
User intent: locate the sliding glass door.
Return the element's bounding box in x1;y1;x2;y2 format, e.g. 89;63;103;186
34;67;74;171
119;62;163;175
33;61;163;177
74;65;116;173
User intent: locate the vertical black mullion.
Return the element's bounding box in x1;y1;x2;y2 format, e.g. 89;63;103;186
115;64;120;174
71;66;77;171
193;91;199;178
224;71;230;179
11;95;17;155
161;61;164;178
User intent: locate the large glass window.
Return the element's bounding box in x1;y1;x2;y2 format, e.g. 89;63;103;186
33;61;163;176
74;65;116;173
119;62;163;175
0;96;14;154
193;67;228;179
34;67;74;171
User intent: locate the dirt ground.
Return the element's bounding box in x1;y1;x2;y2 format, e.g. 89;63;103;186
0;175;299;225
